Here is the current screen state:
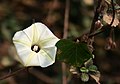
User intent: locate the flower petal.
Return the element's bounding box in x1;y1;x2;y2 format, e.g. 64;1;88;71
13;30;31;47
37;47;57;67
34;23;59;48
14;43;39;66
40;37;59;48
31;23;40;44
25;53;40;66
13;42;32;65
28;22;48;44
25;51;37;66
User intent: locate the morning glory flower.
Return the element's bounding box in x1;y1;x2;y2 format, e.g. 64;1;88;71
13;22;59;67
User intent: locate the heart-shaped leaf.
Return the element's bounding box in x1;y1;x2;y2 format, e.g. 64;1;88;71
56;39;92;67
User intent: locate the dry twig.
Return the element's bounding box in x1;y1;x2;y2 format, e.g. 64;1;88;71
0;67;28;80
62;0;70;84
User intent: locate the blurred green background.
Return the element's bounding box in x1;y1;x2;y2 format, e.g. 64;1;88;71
0;0;120;84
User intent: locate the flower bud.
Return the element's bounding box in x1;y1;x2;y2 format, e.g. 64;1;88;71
95;20;103;29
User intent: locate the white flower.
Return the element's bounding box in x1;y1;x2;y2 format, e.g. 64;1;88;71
13;22;59;67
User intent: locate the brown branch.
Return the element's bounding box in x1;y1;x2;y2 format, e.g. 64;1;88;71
63;0;70;39
89;0;115;38
89;29;104;38
89;0;103;34
62;0;70;84
0;67;30;80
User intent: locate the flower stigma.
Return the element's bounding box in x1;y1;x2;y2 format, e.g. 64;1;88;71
31;44;40;53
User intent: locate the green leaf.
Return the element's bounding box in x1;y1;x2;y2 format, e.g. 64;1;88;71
81;73;89;82
80;67;89;73
88;65;98;72
56;39;92;67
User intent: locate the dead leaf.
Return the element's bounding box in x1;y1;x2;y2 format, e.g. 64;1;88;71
90;71;101;84
105;0;111;4
103;14;119;27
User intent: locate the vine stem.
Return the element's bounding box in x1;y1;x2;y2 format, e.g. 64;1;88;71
62;0;70;84
110;0;115;26
0;67;30;80
109;0;115;40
